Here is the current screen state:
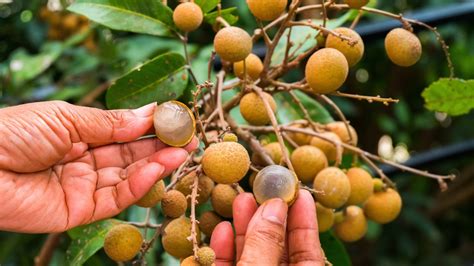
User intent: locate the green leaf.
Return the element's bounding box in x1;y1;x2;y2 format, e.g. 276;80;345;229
66;219;121;265
275;90;333;124
204;7;239;26
320;231;351;266
194;0;219;13
106;52;188;109
68;0;174;36
422;78;474;116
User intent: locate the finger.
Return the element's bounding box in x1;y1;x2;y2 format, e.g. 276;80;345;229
287;190;324;265
233;193;258;261
57;142;88;164
210;222;235;266
238;198;288;265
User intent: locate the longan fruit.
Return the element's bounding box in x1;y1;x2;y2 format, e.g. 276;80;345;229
214;26;253;62
175;172;215;205
253;165;299;205
326;27;364;67
222;133;238;142
291;145;328;184
310;132;342;161
326;121;358;146
240;92;277;126
247;0;287;21
162;217;201;258
104;224;143;262
211;184;241;218
233;53;263;80
199;211;223;236
62;14;80;32
364;188;402;224
287;123;312;145
161;190;187;218
385;28;422;67
373;178;385;192
305;48;349;94
173;2;203;32
316;202;335;232
344;0;369;9
346;167;374;205
202;142;250;184
197;247;216;266
181;256;200;266
252;142;284;165
313;167;351;209
334;206;367;242
154;101;196;147
136;180;165;208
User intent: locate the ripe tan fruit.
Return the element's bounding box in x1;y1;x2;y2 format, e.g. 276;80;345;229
344;0;369;9
313;167;351;208
373;178;385;192
63;14;80;31
310;132;342;161
162;217;201;258
364;188;402;224
214;26;252;62
252;142;284;165
240;92;277;126
334;206;368;242
154;101;196;147
173;2;203;32
346;167;374;205
253;165;299;205
181;256;200;266
291;145;328;183
175;172;215;205
316;202;335;232
161;190;187;218
104;224;143;262
211;184;241;218
287;123;312;145
385;28;422;67
136;180;165;208
326;121;358;146
326;27;364;67
202;142;250;184
197;247;216;266
247;0;287;21
199;211;223;236
233;53;263;80
305;48;349;94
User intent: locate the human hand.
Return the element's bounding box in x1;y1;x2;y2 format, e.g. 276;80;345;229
0;101;198;233
210;189;324;265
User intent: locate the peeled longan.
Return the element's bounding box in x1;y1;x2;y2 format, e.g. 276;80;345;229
233;53;263;80
161;190;187;218
173;2;203;32
346;167;374;205
199;211;223;236
247;0;287;21
305;48;349;94
291;145;328;184
202;142;250;184
334;205;368;242
104;224;143;262
313;167;351;209
154;101;196;147
385;28;422;67
316;202;335;232
211;184;241;218
253;165;299;205
310;132;342;162
252;142;284;165
136;180;165;208
364;188;402;224
326;121;358;147
344;0;369;9
214;26;253;62
162;217;201;258
240;92;277;126
326;27;364;67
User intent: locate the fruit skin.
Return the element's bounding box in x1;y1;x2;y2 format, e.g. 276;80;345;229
222;133;238;142
173;2;203;32
315;202;335;232
247;0;287;21
175;172;215;205
326;121;358;146
240;92;277;126
197;246;216;266
313;167;351;208
181;256;200;266
253;165;299;205
326;27;364;67
202;142;250;184
154;101;196;147
364;188;402;224
310;132;342;161
344;0;369;9
252;142;284;165
211;184;240;218
305;48;349;94
104;224;143;262
346;167;374;205
373;178;385;192
136;180;165;208
161;190;187;218
162;217;201;258
334;206;368;242
214;26;252;62
385;28;422;67
287;123;312;145
291;145;328;183
199;211;223;236
233;53;264;80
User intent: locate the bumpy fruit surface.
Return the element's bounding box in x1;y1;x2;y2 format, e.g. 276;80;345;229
104;224;143;262
252;142;284;165
326;27;364;67
291;145;328;183
364;188;402;224
334;206;367;242
313;167;351;208
161;190;187;218
162;217;201;258
173;2;203;32
344;0;369;9
214;26;252;62
202;142;250;184
136;180;165;208
233;53;263;80
154;101;196;147
199;211;223;236
316;202;335;232
346;167;374;205
310;132;342;161
305;48;349;94
287;123;312;145
247;0;287;21
326;121;358;146
197;247;216;266
175;172;215;205
240;92;277;126
211;184;240;218
253;165;299;205
181;255;200;266
385;28;422;67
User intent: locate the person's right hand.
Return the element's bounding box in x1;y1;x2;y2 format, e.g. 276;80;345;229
210;189;324;265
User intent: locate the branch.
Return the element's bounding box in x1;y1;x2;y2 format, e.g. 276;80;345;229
332;91;399;105
34;233;62;266
188;172;200;257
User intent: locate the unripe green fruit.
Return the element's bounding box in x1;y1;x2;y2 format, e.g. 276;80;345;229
162;217;201;258
313;167;351;209
199;211;223;236
305;48;349;94
161;190;187;218
214;26;252;62
252;142;284;165
222;133;238;142
346;167;374;205
197;247;216;266
385;28;422;67
315;202;335;232
253;165;299;205
173;2;203;32
247;0;287;21
211;184;241;218
291;145;328;183
202;142;250;184
240;92;277;126
233;53;263;80
364;188;402;224
154;101;196;147
104;224;143;262
326;27;364;67
310;132;342;162
136;180;165;208
344;0;369;9
373;178;385;192
334;205;367;242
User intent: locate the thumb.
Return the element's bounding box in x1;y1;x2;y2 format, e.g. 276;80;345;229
238;198;288;266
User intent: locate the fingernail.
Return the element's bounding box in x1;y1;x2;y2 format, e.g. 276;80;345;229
132;103;156;118
262;198;287;225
